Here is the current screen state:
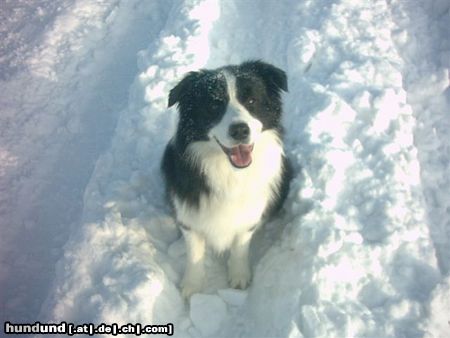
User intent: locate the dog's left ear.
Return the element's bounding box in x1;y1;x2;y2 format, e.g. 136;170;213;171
168;71;202;108
244;60;288;93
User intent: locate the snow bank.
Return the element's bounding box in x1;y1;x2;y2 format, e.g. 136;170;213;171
1;0;171;326
390;1;450;336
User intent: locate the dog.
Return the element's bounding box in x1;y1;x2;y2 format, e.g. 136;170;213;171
162;60;292;297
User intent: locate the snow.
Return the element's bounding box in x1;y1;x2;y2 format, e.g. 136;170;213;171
190;294;227;336
1;0;449;337
217;288;247;307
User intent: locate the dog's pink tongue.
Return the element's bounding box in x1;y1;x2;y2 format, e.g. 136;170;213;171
229;144;253;168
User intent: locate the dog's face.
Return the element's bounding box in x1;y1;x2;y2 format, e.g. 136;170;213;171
168;60;287;168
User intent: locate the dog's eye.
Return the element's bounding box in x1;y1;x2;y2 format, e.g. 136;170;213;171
248;98;256;104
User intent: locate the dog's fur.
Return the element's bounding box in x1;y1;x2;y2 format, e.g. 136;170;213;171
162;60;291;297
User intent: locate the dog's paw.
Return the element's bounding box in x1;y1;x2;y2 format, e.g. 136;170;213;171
228;264;251;289
181;277;203;299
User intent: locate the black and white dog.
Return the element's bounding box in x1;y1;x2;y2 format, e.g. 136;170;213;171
162;60;291;297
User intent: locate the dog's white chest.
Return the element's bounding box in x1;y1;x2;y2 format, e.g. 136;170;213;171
174;132;283;252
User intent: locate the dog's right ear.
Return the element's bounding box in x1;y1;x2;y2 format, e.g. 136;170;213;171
242;60;288;95
168;71;201;108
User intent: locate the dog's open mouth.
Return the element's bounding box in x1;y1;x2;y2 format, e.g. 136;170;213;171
214;137;254;169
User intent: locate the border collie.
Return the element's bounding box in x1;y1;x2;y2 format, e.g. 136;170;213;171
162;60;291;297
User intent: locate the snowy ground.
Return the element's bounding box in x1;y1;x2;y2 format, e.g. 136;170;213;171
1;0;449;337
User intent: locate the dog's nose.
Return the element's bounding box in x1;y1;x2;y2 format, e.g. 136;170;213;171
229;122;250;141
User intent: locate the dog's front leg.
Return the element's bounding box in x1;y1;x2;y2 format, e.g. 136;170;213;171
228;228;254;289
180;227;206;298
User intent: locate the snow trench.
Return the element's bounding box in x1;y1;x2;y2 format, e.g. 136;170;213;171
1;0;448;337
42;0;449;337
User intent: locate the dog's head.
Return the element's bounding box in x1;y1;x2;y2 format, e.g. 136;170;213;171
168;60;287;169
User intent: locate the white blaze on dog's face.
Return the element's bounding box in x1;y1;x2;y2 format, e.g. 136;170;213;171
209;71;263;169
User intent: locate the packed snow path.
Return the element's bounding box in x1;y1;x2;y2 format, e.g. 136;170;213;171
1;0;449;337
